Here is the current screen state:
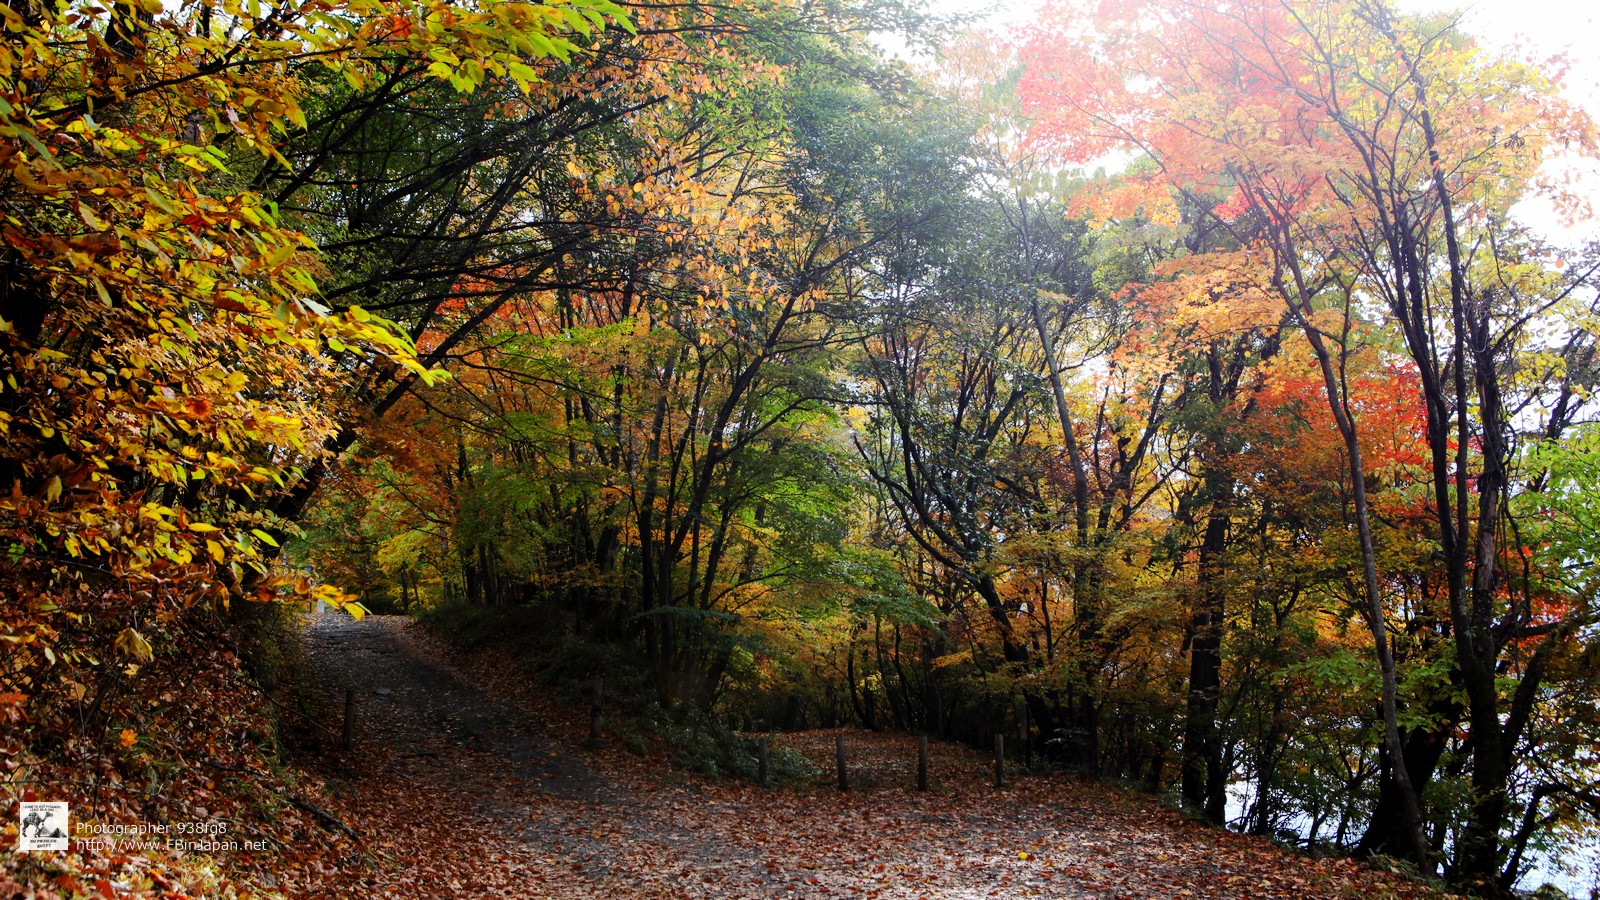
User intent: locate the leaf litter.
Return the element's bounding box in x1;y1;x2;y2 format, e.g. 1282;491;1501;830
292;615;1456;900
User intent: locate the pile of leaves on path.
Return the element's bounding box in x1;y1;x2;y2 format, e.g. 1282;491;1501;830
2;605;363;899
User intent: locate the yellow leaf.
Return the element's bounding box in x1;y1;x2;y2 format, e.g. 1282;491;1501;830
115;627;154;663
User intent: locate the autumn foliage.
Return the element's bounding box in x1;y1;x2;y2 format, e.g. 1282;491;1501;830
3;0;1599;896
1;0;632;892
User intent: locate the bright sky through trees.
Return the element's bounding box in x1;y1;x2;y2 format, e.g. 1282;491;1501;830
934;0;1598;90
923;0;1600;243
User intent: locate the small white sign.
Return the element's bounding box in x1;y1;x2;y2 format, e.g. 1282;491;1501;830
18;802;68;851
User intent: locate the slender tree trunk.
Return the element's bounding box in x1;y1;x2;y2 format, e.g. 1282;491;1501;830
1029;296;1102;770
1281;246;1431;868
1183;476;1232;823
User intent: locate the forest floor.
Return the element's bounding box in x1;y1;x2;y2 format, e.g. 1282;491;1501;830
290;614;1454;899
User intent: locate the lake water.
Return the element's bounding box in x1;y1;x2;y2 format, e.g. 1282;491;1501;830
1224;783;1600;898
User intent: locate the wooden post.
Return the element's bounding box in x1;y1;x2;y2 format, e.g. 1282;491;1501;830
758;736;770;787
341;688;355;751
584;678;606;749
1020;702;1031;769
994;733;1005;788
917;735;929;791
836;735;848;791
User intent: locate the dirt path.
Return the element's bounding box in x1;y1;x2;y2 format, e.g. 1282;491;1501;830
301;614;668;895
303;614;603;803
295;615;1445;900
302;614;774;896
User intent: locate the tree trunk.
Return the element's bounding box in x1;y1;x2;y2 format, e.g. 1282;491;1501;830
1182;477;1232;823
1284;246;1431;868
